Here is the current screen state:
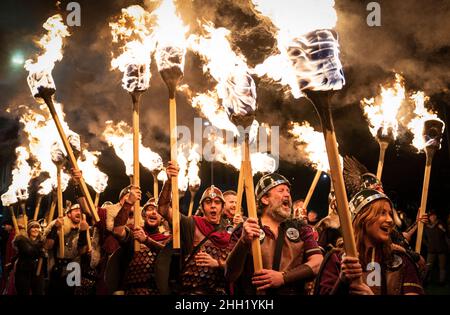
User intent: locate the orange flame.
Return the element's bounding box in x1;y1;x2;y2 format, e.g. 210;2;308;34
103;120;163;176
187;143;201;188
110;5;155;92
252;0;338;98
362;74;406;140
407;92;445;152
78;150;109;193
153;0;189;72
289;121;342;172
24;14;70;96
1;147;33;206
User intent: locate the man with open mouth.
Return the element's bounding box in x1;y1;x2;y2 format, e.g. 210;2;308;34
157;161;232;295
225;173;323;295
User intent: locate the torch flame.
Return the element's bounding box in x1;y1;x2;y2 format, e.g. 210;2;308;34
251;0;341;97
177;144;189;192
208;134;276;175
289;121;342;173
187;143;201;188
1;147;33;206
153;0;189;72
362;74;406;140
78;150;109;193
407;91;445;152
24;14;70;97
189;24;256;128
110;5;155;92
103;120;163;176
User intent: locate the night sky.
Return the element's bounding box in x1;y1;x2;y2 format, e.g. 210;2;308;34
0;0;449;221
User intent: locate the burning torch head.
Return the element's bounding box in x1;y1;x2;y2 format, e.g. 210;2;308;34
51;142;66;166
124;63;150;92
27;72;56;99
287;29;345;92
68;134;81;160
157;45;185;97
423;119;445;151
376;126;395;144
222;69;257;129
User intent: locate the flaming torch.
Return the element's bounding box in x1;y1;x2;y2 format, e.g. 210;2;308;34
221;68;262;272
110;5;155;252
1;147;33;235
153;0;188;250
253;0;359;268
361;74;405;180
24;14;99;223
406;92;446;253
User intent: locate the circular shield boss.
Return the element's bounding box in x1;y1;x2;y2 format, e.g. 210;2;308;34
286;227;300;242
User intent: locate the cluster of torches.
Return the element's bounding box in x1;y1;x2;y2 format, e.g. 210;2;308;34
1;0;446;278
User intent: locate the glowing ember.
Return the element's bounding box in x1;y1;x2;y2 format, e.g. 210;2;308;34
1;147;33;206
289;121;342;172
103;120;163;176
110;5;155;92
24;14;70;97
187;144;201;188
78;150;109;193
252;0;342;97
407;92;445;152
362;74;406;140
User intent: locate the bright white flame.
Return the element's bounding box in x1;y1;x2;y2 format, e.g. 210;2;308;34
103;120;163;176
153;0;189;72
78;150;109;193
362;74;406;140
209;134;276;175
110;5;155;92
187;143;201;188
1;147;33;206
192;91;240;136
157;169;168;182
18;103;75;195
251;0;339;98
24;14;70;96
177;145;189;192
189;25;256;126
289;121;342;173
407;92;445;152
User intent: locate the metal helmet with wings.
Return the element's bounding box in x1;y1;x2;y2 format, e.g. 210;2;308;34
343;156;382;199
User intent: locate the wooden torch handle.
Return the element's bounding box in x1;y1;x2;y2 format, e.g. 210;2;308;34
303;169;322;212
44;97;99;223
170;97;180;249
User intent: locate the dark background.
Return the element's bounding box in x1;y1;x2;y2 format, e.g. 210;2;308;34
0;0;449;222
